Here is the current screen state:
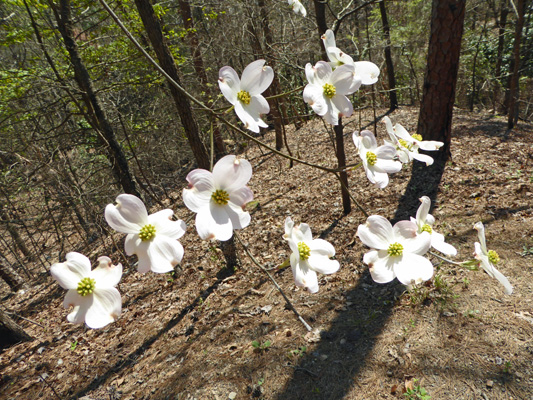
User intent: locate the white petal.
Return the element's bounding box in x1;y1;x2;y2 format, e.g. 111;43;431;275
291;257;319;293
183;169;215;213
308;238;335;257
85;288;122;329
418;140;444;151
145;235;184;273
113;194;149;227
375;143;399;160
330;64;357;95
303;85;327;116
357;215;394;250
430;232;457;256
393;253;434;285
218;66;240;104
90;256;122;288
307;254;339;275
124;233;140;257
326;47;354;66
212;155;253;193
473;222;488;253
51;252;91;289
365;250;396;283
365;166;389;188
416;196;431;226
240;60;274;95
149;209;187;240
412;152;435;166
226;202;251;230
284;217;295;239
479;257;513;295
313;61;333;82
321;29;336;51
331;95;353;119
195;204;233;241
305;63;319;86
292;222;313;243
229;186;254;207
234;101;260;132
401;230;431;256
375;158;402;174
393;123;412;141
64;290;92;324
354;61;380;85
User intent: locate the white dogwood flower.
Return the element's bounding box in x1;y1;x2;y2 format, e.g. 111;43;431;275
473;222;513;295
321;29;380;86
183;155;253;241
383;116;443;166
105;194;186;273
357;215;433;286
303;61;357;125
218;59;274;133
412;196;457;256
284;217;340;293
51;253;122;329
353;130;402;188
288;0;306;16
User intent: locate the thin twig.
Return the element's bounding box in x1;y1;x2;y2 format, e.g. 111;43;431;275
234;232;313;332
429;251;465;266
39;373;62;400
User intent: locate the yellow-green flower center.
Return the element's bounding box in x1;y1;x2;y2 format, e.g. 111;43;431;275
387;242;403;257
366;151;377;166
399;139;409;149
298;241;311;260
488;250;500;264
237;90;251;105
211;189;230;205
421;224;432;234
139;224;156;241
77;277;96;296
323;83;336;98
412;133;423;142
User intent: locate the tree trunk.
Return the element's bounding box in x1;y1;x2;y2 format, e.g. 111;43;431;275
0;307;32;349
177;0;226;158
52;0;141;198
507;0;526;129
258;0;284;150
314;0;328;59
0;261;28;292
334;119;351;215
379;0;398;111
134;0;210;170
417;0;466;158
0;206;32;262
494;0;509;112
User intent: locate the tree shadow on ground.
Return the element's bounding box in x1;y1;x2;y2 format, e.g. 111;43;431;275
275;153;448;400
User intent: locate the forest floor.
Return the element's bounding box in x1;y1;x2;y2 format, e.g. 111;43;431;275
1;107;533;400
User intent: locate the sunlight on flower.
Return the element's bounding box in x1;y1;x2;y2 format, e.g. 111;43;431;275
284;217;339;293
288;0;306;16
51;253;122;329
357;215;433;286
105;194;186;273
183;155;253;241
218;60;274;133
473;222;512;295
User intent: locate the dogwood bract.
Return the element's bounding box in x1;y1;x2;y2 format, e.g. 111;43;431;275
321;29;380;86
218;59;273;133
51;253;122;329
383;116;443;166
284;217;339;293
105;194;186;273
357;215;433;286
412;196;457;256
353;130;401;188
183;155;253;241
303;61;357;125
473;222;513;295
288;0;306;16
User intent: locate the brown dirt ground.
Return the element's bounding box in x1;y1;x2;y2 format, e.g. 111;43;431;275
1;107;533;400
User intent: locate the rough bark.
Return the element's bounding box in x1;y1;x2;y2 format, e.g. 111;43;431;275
314;0;329;59
494;0;509;112
52;0;141;197
134;0;210;170
379;0;398;111
0;261;28;292
0;307;32;349
334;120;351;215
507;0;526;129
177;0;226;157
417;0;466;158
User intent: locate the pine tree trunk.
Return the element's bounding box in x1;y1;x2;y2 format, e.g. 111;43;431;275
507;0;526;129
52;0;141;198
134;0;210;170
417;0;466;158
379;0;398;111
